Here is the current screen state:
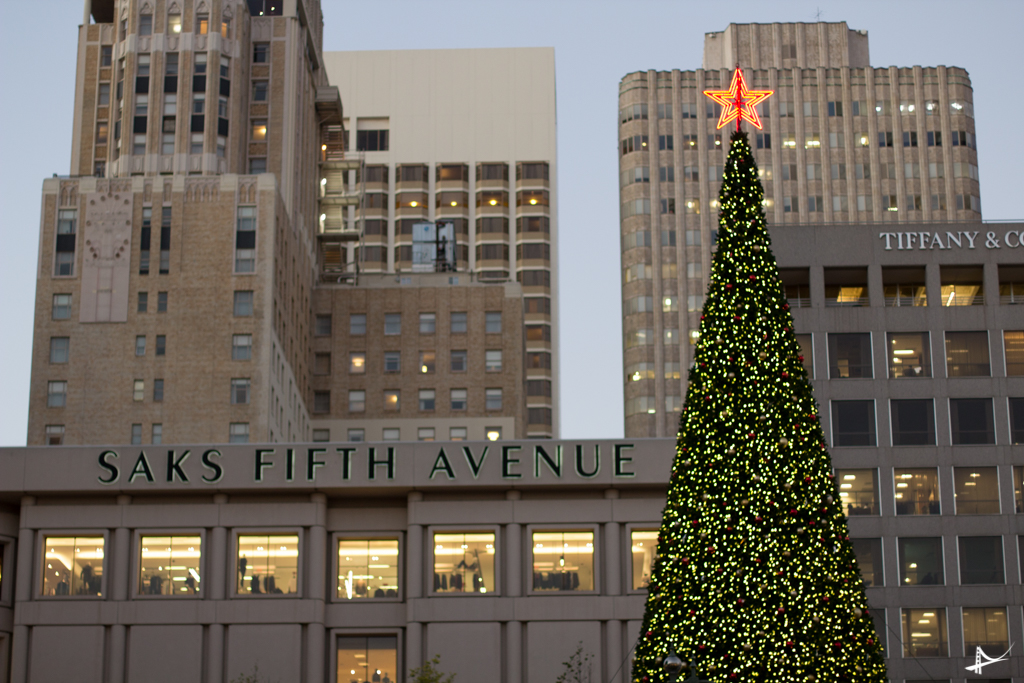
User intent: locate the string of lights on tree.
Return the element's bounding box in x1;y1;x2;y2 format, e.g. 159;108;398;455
630;66;888;683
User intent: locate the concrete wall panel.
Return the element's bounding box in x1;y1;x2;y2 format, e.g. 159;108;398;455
226;624;301;682
127;625;202;682
424;621;500;682
30;625;104;682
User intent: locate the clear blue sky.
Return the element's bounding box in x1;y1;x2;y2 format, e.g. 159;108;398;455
1;0;1020;445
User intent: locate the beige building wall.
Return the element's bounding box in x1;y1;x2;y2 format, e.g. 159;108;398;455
28;0;331;445
619;21;982;437
310;274;525;443
322;48;559;438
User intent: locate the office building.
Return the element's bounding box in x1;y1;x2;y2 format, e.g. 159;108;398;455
27;4;552;446
319;48;559;439
3;220;1021;683
619;21;982;437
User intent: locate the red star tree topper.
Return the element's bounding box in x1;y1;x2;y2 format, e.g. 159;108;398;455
703;66;774;131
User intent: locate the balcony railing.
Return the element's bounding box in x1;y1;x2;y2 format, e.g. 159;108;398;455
884;295;926;307
826;296;869;307
787;296;811;308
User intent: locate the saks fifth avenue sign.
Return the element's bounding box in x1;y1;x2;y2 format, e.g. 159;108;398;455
879;228;1023;251
94;443;640;486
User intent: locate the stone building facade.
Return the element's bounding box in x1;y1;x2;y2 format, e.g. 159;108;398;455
619;21;983;437
28;3;548;446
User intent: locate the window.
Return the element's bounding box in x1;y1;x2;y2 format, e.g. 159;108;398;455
878;131;894;147
47;381;67;408
251;119;267;141
311;393;331;413
962;608;1009;653
894;468;940;515
232;334;252;361
139;535;201;596
252;80;268;102
155;335;165;356
313;353;331;376
433;532;495;594
383;352;400;373
41;536;104;596
52;294;72;320
450;427;468;441
131;423;142;444
54;209;77;276
419;351;435;374
1005;331;1024;375
253;43;269;63
902;608;947;657
419;389;435;411
836;469;879;516
132;379;145;401
755;133;770;149
903;131;918;147
346;352;364;374
856;195;872;211
235;206;256;272
382;429;402;442
346;429;363;443
628;530;659;590
98;82;111;108
384;313;401;335
228;423;249;443
658;135;673;151
891;400;935;446
220;16;231;39
941;267;984;306
945;331;990;377
50;337;69;364
192;93;205;115
831;400;876;447
485;350;502;372
153;379;163;402
793;334;813;377
45;425;65;445
348;390;365;413
1005;398;1024;448
659;166;674;182
101;45;113;66
157;291;167;312
531;531;594;592
310;430;330;443
450;350;467;373
134;335;146;356
233;291;253;316
827;333;872;378
486;427;502;441
348;314;366;336
485;311;502;334
485;388;503;411
887;331;930;377
851;538;883;587
356;130;389;152
383;390;400;412
337;637;398;683
954;467;999;514
236;534;298;595
418;312;436;335
959;537;1004;584
307;315;330;337
248;158;266;174
898;537;944;585
451;389;467;411
450;312;467;333
231;378;250;405
337;539;399;599
418;428;435;442
950;398;995;444
190;133;203;155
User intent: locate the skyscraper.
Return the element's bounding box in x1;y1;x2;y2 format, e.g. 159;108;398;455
618;22;981;437
27;3;556;446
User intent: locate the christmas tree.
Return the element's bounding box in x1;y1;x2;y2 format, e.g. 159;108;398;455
630;129;888;683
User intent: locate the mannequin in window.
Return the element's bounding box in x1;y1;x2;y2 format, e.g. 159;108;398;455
250;574;261;593
149;574;164;595
80;563;96;595
238;556;248;590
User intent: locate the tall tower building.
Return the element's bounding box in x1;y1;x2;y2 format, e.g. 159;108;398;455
318;49;559;440
618;22;982;437
27;4;550;445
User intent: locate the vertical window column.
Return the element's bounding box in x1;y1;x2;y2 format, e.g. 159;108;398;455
235;207;256;272
159;207;171;273
139;208;151;274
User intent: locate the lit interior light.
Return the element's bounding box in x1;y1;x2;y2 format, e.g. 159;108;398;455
632;372;641;381
486;430;500;441
410;201;418;207
321;144;327;151
843;474;857;480
320;178;327;185
530;198;538;205
893;349;915;355
451;201;457;206
489;199;497;206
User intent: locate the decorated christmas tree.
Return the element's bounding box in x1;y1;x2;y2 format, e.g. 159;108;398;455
630;69;888;683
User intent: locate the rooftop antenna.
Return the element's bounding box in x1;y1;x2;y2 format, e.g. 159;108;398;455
814;6;824;21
